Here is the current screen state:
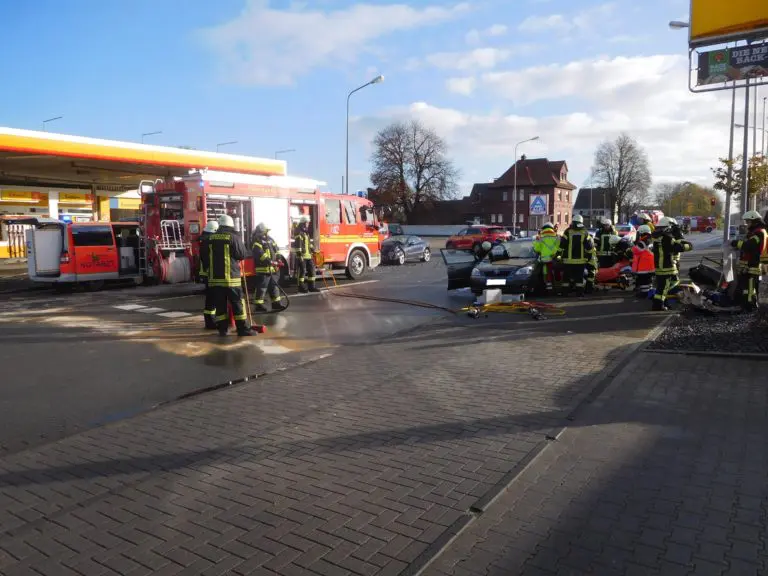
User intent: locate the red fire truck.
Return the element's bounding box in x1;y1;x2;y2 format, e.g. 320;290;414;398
140;171;381;285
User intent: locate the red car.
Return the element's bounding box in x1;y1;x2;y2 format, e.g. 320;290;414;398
445;225;510;252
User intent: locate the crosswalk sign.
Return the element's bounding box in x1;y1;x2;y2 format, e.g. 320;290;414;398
529;194;547;215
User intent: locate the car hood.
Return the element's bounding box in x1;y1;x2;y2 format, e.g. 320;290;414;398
475;257;534;274
381;240;404;248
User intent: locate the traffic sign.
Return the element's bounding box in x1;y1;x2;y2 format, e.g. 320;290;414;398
529;194;548;215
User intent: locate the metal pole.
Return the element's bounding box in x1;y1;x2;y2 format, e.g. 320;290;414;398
762;96;766;156
344;76;383;196
753;84;758;160
741;79;751;213
513;144;519;234
724;86;736;242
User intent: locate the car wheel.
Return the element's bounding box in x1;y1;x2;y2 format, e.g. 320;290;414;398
705;226;713;233
85;280;105;292
396;250;406;265
421;248;431;262
345;249;367;280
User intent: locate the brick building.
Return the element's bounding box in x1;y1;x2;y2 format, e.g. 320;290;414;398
469;156;576;232
573;187;617;228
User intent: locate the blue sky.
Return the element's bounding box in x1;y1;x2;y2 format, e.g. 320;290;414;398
0;0;747;197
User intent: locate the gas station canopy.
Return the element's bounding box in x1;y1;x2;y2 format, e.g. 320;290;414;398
0;127;286;189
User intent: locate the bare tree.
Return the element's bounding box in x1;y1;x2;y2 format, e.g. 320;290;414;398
369;120;459;222
591;133;652;222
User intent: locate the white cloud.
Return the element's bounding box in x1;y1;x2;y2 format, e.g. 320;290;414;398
426;48;514;71
465;23;508;44
201;1;470;85
518;2;616;34
351;53;737;192
518;14;570;32
446;77;477;95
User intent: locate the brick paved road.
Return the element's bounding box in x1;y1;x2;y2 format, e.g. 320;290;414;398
425;352;768;576
0;309;662;576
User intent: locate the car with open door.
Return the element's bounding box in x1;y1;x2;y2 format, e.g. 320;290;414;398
381;235;430;265
441;238;539;295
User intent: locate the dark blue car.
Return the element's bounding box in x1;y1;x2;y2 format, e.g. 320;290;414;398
381;235;431;265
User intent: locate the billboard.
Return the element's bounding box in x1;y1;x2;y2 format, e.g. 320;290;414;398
529;194;548;216
690;0;768;47
697;44;768;86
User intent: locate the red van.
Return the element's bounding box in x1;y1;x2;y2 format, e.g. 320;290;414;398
14;217;144;290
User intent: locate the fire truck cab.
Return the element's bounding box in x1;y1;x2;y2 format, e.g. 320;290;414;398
141;171;381;285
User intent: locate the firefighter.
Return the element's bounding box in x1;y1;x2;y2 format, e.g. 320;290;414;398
638;213;655;232
632;224;655;296
294;215;319;293
595;218;617;268
731;210;767;312
251;222;287;313
651;217;693;311
669;217;685;275
560;214;594;295
533;222;560;293
199;214;253;337
199;220;219;329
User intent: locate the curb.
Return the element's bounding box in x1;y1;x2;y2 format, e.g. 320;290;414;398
644;348;768;361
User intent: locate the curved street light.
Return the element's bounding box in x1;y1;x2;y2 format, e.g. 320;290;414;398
346;75;384;195
513;136;540;234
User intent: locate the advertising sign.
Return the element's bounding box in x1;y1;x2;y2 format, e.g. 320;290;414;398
0;190;37;202
59;192;92;203
697;44;768;86
690;0;768;47
529;194;548;216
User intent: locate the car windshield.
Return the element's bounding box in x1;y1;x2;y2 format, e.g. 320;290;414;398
387;235;407;242
487;241;536;261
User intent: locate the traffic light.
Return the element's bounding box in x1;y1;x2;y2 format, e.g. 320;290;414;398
710;197;716;207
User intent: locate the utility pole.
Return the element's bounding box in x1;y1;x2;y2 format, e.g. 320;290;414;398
724;86;736;241
741;79;751;213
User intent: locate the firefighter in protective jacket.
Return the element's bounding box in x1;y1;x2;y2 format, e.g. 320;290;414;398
200;214;252;337
594;218;617;268
651;217;692;311
560;215;594;295
199;220;219;329
293;216;319;293
533;222;560;292
251;223;287;313
731;210;767;312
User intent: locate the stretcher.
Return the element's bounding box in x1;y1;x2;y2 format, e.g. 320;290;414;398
595;259;633;290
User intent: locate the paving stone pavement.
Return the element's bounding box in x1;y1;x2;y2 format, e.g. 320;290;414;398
0;317;659;576
425;351;768;576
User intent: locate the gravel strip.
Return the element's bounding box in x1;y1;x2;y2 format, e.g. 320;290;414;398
649;309;768;354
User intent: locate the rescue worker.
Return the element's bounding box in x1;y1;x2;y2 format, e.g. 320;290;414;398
651;216;693;311
594;218;618;268
631;224;655;296
200;214;253;337
761;210;768;273
638;213;655;232
199;220;219;329
294;215;319;293
669;217;685;275
730;210;767;312
533;222;560;293
560;214;594;296
251;222;287;313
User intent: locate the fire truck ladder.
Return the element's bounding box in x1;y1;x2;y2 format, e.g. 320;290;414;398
159;220;189;251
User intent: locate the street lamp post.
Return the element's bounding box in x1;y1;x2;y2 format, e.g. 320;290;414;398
724;88;737;242
141;131;162;144
762;97;766;155
275;148;296;159
346;75;384;195
512;136;540;235
42;116;63;131
216;141;238;152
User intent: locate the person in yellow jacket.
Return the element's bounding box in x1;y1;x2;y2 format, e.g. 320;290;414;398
251;222;287;313
533;222;560;293
199;220;219;329
293;215;320;293
594;218;617;268
731;210;767;312
560;214;594;296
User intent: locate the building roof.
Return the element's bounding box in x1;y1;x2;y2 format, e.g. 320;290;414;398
469;183;490;202
573;188;616;210
489;157;576;190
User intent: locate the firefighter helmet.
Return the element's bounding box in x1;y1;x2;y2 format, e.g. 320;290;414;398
254;222;269;236
541;222;554;231
742;210;763;221
299;215;310;224
657;216;672;228
481;241;492;252
218;214;234;228
602;218;612;226
638;213;652;223
572;214;584;224
608;234;621;246
637;224;652;235
203;221;219;233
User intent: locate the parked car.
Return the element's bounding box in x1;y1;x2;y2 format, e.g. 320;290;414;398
445;225;510;252
616;224;636;242
381;235;431;265
441;239;538;295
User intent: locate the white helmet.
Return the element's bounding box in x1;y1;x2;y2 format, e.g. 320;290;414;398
667;217;678;226
203;221;219;233
572;214;584;224
637;224;652;235
743;210;763;221
608;234;621;246
218;214;234;228
481;241;492;251
656;216;671;229
299;215;310;224
254;222;269;235
601;218;612;226
638;213;652;223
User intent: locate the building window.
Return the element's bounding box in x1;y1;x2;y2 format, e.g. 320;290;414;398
490;214;496;223
558;190;562;201
565;214;569;223
566;191;569;202
502;190;508;201
518;213;523;224
518;190;525;201
557;212;562;223
497;213;503;223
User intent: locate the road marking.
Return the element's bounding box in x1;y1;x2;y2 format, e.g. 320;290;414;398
157;311;192;318
114;304;148;311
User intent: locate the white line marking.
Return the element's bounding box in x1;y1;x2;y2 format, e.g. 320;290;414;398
157;311;192;318
113;304;148;311
137;307;165;314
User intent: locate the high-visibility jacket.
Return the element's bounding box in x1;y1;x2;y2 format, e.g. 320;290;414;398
560;226;593;265
198;231;211;278
293;229;314;260
594;227;617;256
252;234;279;274
652;231;691;276
200;227;247;287
533;231;560;263
734;224;768;275
631;244;655;274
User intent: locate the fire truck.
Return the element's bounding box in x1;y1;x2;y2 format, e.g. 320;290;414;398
140;170;381;285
